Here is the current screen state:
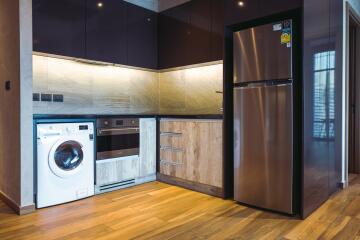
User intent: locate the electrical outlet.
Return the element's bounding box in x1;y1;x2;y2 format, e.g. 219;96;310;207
41;93;52;102
52;94;64;102
33;93;40;101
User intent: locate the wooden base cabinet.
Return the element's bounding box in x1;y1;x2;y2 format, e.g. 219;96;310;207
159;119;223;196
140;118;157;178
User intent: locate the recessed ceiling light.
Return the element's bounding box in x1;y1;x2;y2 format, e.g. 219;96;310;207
238;1;245;7
97;2;103;8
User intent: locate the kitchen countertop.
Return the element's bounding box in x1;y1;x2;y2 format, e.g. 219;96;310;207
33;114;223;120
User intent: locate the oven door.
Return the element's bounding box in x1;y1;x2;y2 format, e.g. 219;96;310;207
96;128;139;160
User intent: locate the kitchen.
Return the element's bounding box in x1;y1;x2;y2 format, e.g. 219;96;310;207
32;0;225;206
0;0;359;239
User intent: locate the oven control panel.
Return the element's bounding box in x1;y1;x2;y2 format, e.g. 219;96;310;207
97;118;139;129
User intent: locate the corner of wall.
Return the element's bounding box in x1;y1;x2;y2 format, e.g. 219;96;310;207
341;0;360;186
19;0;34;209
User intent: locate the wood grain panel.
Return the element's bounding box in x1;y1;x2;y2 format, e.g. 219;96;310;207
160;135;184;150
159;119;223;188
157;173;223;197
159;149;185;179
96;155;139;186
181;120;223;187
139;118;157;178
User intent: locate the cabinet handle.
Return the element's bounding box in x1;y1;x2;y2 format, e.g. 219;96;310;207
160;132;182;137
160;159;183;166
160;146;184;152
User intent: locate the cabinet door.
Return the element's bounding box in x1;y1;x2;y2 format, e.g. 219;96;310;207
224;0;260;26
259;0;301;17
160;121;186;178
86;0;127;64
181;121;223;188
186;0;212;65
159;120;223;188
96;156;140;186
139;118;157;178
158;3;191;69
33;0;86;58
210;0;224;61
126;3;157;69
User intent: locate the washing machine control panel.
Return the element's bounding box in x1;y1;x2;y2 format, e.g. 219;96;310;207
37;122;94;138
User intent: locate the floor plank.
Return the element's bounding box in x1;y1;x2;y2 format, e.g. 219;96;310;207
0;179;360;240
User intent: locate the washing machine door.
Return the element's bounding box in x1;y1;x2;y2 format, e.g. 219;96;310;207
48;138;84;178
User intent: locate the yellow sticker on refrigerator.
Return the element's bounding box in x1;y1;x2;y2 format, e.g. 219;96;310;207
281;32;291;44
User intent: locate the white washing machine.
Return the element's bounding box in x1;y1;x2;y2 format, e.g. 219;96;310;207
36;122;95;208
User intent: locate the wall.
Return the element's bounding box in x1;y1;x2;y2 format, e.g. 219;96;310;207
33;55;159;115
342;0;360;184
302;0;343;218
159;63;223;114
0;0;21;207
19;0;33;209
224;0;302;26
0;0;33;213
33;55;223;115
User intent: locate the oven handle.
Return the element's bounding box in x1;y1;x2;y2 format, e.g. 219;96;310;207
97;127;139;136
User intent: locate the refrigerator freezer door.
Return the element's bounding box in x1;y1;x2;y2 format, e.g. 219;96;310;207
234;84;293;214
233;20;292;84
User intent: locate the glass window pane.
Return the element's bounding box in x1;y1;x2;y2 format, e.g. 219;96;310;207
312;50;336;139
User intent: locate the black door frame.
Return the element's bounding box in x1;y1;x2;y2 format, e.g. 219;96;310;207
222;9;303;216
346;3;360;184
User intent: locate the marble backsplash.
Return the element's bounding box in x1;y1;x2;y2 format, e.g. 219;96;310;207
159;64;223;114
33;54;223;115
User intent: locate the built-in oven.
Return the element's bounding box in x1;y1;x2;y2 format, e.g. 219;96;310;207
96;118;139;160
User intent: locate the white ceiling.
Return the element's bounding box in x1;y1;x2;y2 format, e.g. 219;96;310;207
124;0;191;12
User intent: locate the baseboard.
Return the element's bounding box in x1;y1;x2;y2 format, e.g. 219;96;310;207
0;191;35;215
19;204;36;215
157;173;223;198
338;181;348;189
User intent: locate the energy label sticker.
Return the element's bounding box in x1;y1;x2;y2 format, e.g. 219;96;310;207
281;30;291;45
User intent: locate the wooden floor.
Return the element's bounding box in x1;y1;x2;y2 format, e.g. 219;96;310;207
1;179;360;240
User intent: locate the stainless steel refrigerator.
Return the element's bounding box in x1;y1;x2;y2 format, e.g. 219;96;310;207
233;20;294;214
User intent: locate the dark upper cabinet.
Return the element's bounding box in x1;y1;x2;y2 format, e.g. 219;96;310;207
224;0;260;26
210;0;224;61
224;0;301;26
33;0;223;69
86;0;127;64
126;3;158;69
33;0;86;58
158;3;191;69
158;0;223;69
187;0;212;65
259;0;302;17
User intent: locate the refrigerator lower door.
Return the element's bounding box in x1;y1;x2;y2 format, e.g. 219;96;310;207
234;84;293;214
